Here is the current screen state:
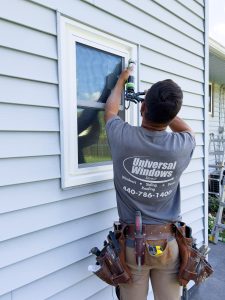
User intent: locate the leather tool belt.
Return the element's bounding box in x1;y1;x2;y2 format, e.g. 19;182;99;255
124;223;175;239
90;221;214;288
174;222;214;286
124;223;175;266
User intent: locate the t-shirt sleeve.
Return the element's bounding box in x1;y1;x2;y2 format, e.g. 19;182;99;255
105;116;129;153
182;131;196;158
176;131;196;168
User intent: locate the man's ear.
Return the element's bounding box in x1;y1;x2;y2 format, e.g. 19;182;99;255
140;101;145;116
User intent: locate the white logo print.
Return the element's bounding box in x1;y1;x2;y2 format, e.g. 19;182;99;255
123;156;177;183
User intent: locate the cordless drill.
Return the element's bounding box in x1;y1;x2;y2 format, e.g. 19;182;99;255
125;59;145;105
125;59;136;94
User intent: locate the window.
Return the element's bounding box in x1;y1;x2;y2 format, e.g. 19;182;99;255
209;83;213;115
59;17;137;188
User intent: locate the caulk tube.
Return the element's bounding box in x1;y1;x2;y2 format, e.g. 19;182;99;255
125;59;136;93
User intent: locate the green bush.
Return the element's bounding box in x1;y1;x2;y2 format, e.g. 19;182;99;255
208;213;216;234
208;196;219;214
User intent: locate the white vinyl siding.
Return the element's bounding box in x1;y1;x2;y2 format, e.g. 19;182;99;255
0;0;207;299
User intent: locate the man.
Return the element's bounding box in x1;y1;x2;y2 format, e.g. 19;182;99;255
104;67;195;300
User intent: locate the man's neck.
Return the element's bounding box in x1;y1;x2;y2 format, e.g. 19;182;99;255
141;119;167;132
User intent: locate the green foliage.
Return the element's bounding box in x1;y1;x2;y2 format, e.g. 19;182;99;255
208;196;225;243
208;213;216;234
208;196;219;214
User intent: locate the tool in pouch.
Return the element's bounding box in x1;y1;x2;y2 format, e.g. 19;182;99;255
134;211;146;269
148;245;164;256
174;222;214;300
88;223;132;286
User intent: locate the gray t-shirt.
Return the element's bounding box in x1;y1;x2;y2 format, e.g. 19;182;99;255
106;116;196;224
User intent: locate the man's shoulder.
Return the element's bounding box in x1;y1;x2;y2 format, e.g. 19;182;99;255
105;116;132;134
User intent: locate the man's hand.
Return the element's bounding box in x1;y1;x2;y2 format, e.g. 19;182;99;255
119;67;133;83
104;67;133;123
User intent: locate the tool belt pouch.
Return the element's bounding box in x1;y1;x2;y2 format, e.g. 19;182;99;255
175;222;214;286
92;229;132;286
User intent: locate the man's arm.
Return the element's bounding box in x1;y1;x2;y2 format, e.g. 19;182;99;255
104;68;133;123
169;116;194;136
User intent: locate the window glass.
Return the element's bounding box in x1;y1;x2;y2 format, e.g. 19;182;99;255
76;42;123;106
209;84;212;113
76;42;125;167
77;108;125;166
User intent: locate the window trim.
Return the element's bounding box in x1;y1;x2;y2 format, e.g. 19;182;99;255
58;16;138;188
209;82;213;116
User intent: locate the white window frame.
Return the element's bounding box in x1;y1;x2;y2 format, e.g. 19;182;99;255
58;16;138;188
209;82;213;115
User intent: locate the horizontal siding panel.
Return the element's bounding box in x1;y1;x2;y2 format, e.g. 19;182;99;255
151;0;204;30
181;182;203;200
46;275;106;300
180;170;204;187
0;294;11;300
86;0;204;55
0;0;56;35
194;229;204;245
0;179;114;214
184;158;203;174
0;156;60;187
176;0;204;18
11;258;94;300
0;190;116;241
192;146;204;159
179;106;203;120
86;287;114;300
0;104;59;131
0;76;58;107
140;47;204;82
182;206;204;224
124;0;204;40
0;229;109;296
141;65;204;95
183;92;204;108
0;132;60;158
0;47;58;83
181;195;204;214
0;208;117;267
194;133;204;145
0;19;57;59
185;120;203;133
33;0;203;68
191;218;204;235
195;0;204;6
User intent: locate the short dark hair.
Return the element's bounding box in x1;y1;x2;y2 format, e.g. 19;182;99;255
144;79;183;124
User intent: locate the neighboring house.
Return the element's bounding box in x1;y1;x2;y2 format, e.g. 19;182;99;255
0;1;208;299
209;38;225;162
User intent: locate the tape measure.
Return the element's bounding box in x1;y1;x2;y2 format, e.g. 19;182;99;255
148;245;164;257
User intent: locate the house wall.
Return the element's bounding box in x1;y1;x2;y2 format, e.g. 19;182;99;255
209;82;225;135
208;82;225;165
0;0;207;299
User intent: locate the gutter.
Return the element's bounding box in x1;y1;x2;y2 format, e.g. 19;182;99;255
209;37;225;60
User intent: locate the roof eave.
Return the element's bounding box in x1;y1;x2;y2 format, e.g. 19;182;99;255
209;37;225;60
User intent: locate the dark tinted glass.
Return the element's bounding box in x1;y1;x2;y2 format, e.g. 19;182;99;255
77;108;125;166
76;42;123;105
77;108;111;165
